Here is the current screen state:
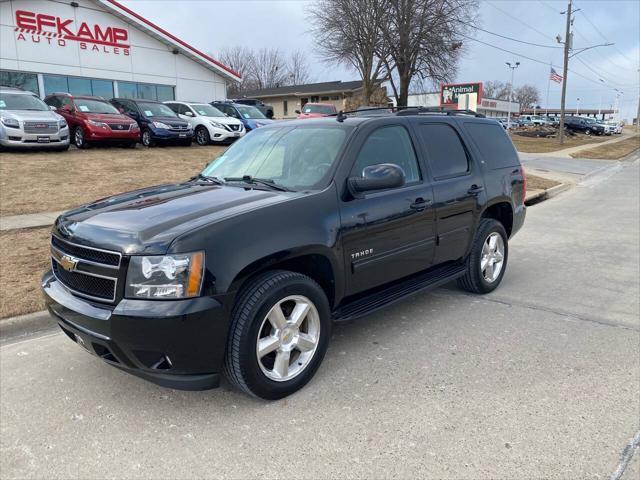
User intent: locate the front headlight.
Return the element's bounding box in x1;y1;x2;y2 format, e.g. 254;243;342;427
209;121;225;129
88;119;108;128
152;121;170;129
1;117;19;128
59;119;68;128
126;252;204;299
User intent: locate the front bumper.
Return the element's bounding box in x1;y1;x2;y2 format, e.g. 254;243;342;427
85;128;140;142
0;126;69;148
42;271;232;390
150;128;193;142
208;126;244;142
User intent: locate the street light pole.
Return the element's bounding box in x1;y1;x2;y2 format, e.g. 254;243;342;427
506;61;520;130
576;97;580;115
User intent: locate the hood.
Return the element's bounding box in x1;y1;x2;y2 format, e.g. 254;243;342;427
83;112;136;124
53;182;298;255
206;116;242;126
3;110;62;122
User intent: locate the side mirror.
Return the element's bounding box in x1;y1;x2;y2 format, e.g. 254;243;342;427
295;110;301;114
348;163;405;195
184;111;194;117
49;105;56;111
62;104;74;113
127;110;139;118
117;107;125;114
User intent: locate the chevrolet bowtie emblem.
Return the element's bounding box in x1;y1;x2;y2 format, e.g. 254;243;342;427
59;254;79;272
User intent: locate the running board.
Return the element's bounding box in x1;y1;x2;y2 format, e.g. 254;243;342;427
332;263;466;322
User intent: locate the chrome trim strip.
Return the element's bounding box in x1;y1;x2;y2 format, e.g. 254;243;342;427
51;258;117;303
51;234;122;268
51;244;120;270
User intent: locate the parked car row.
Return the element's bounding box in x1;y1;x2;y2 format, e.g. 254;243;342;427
1;87;286;151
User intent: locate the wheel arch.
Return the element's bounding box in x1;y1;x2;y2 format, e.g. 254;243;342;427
481;200;514;237
227;248;340;309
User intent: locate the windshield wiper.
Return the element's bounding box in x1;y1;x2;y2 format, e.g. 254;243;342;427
224;176;292;192
190;173;224;185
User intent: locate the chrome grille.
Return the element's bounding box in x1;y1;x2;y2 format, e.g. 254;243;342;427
108;123;130;131
228;124;240;131
50;236;121;303
24;121;58;134
169;125;190;132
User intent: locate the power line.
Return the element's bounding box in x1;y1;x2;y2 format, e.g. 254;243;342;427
573;29;638;73
484;1;557;43
460;22;562;49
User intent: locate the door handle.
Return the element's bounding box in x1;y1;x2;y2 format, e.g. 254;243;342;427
467;185;485;195
410;197;432;211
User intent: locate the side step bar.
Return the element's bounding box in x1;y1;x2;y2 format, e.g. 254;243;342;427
332;263;466;322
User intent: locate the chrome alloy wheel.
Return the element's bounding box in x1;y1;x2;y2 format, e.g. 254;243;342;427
74;127;84;147
481;232;505;283
256;295;320;382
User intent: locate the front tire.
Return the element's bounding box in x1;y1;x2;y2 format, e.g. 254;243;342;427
141;129;154;147
224;270;331;400
457;218;509;294
74;127;88;149
195;126;210;146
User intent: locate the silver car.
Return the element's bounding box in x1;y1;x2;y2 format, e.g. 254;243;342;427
0;87;70;150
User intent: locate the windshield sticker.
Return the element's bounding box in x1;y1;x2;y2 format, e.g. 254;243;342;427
242;113;250;118
0;100;5;108
78;105;89;112
196;109;207;115
144;110;153;116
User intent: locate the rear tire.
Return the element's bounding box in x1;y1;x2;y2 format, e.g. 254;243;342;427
457;218;509;294
224;270;331;400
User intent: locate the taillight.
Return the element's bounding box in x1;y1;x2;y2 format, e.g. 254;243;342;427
520;165;527;204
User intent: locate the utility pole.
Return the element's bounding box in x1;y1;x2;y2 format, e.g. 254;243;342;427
576;97;580;115
558;0;572;145
506;61;520;130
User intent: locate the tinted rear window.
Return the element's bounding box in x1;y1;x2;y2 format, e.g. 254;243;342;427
417;123;469;179
465;122;520;169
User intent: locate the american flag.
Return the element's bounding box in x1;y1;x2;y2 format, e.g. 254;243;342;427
550;67;563;83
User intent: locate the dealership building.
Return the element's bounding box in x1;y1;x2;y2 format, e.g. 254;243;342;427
406;92;520;118
0;0;240;102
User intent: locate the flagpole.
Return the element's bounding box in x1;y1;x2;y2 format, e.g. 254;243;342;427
545;62;552;117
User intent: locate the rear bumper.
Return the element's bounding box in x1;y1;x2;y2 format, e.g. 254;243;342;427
42;271;232;390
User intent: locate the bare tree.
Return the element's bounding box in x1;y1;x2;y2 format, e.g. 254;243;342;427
249;48;288;89
514;85;540;110
286;50;313;86
483;80;511;100
218;46;256;95
308;0;387;104
378;0;477;107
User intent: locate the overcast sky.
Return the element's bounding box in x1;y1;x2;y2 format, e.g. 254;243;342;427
122;0;640;121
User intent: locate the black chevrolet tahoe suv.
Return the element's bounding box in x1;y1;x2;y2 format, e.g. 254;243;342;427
42;109;526;400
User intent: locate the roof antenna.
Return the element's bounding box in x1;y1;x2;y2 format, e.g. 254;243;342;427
336;110;346;123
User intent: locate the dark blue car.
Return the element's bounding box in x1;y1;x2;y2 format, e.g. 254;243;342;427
211;101;275;132
110;98;192;147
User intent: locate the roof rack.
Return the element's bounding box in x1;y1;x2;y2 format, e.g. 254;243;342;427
330;105;485;122
395;106;485;117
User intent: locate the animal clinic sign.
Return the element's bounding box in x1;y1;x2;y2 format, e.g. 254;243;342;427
14;9;130;55
440;82;483;107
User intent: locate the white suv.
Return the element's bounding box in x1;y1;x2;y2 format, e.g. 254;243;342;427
164;101;245;145
0;87;70;150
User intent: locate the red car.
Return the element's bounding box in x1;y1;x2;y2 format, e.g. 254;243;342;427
295;102;337;119
44;93;140;148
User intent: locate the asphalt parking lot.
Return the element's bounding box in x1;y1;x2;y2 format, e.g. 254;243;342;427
1;158;638;479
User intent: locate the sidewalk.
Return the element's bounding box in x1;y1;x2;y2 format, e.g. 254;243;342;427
0;211;64;232
530;132;636;158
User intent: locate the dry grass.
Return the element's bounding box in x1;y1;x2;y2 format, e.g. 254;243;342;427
0;145;226;216
526;174;561;191
510;133;607;153
570;135;640;160
0;227;51;319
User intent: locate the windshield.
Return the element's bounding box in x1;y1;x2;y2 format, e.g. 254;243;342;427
138;102;176;117
302;104;335;115
75;98;119;114
236;105;266;119
584;118;597;124
0;93;48;111
191;104;225;117
201;126;349;190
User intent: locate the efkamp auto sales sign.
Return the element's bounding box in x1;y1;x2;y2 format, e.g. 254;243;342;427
440;83;483;107
14;9;130;55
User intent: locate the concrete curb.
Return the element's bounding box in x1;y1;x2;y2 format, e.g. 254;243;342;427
545;183;572;199
0;311;56;345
